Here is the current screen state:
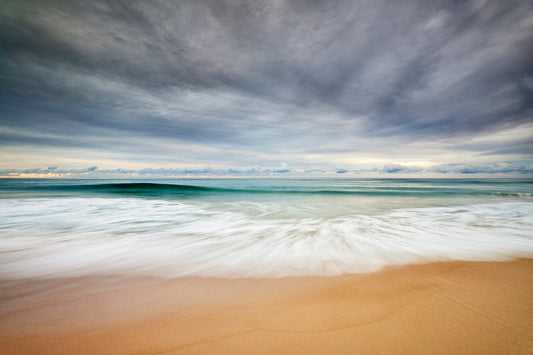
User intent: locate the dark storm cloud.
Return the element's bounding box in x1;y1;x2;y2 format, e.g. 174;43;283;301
0;0;532;168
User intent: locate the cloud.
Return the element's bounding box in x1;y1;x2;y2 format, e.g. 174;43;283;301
380;164;424;174
2;161;532;178
0;0;532;171
273;163;291;173
84;166;98;172
429;162;533;175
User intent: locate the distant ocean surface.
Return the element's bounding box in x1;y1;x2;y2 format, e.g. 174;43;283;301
1;178;532;279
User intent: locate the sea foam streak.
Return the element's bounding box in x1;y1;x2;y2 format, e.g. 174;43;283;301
1;193;532;279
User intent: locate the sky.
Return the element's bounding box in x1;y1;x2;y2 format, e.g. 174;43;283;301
1;0;532;178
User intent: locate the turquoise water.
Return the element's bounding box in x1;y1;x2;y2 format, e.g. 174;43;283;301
1;178;532;278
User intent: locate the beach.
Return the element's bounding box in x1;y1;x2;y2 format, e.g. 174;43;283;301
3;0;533;352
1;178;532;353
1;258;532;354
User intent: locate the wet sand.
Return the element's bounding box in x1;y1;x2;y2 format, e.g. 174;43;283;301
1;259;532;354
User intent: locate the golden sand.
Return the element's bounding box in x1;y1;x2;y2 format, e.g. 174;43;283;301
1;259;532;354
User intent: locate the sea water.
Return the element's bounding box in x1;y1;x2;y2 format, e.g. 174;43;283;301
1;178;532;278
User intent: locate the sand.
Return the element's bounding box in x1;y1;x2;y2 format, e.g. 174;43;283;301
1;259;532;354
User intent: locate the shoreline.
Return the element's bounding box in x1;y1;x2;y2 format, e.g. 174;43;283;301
1;259;532;354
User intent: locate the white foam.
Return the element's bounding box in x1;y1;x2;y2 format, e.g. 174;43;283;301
1;198;532;279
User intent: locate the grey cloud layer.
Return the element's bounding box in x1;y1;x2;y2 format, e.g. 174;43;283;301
1;0;532;168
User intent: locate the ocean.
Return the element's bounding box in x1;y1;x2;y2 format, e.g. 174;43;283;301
1;178;532;279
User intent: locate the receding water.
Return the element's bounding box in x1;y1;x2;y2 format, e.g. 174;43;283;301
1;178;532;278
